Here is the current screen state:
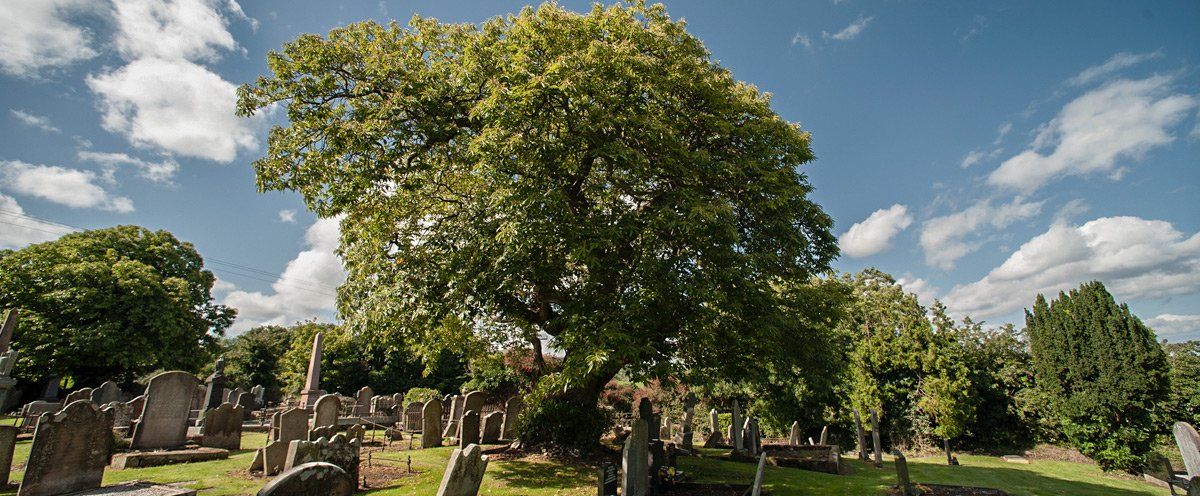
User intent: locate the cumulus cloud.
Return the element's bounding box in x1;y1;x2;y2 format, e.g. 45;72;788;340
989;76;1198;193
839;204;913;258
960;150;985;168
111;0;239;62
1;161;133;212
792;33;813;50
87;58;260;163
1068;50;1163;87
897;276;940;308
1145;314;1200;341
823;15;874;41
10;110;61;133
0;195;68;249
943;216;1200;319
0;0;99;77
222;217;346;333
78;150;180;183
278;209;297;223
919;197;1043;270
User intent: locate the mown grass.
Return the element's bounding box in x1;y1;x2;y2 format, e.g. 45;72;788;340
0;431;1172;495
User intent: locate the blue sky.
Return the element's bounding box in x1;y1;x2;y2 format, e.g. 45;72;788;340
2;1;1198;339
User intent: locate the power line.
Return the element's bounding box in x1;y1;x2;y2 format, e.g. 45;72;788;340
0;208;341;297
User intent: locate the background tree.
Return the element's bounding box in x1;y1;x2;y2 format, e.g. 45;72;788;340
1026;281;1170;472
0;226;234;389
239;2;836;451
956;322;1039;450
223;325;295;401
1159;340;1200;427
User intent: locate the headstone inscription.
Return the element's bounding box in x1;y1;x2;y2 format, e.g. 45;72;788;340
597;462;619;496
131;371;199;449
257;461;354;496
18;401;114;496
423;398;443;448
435;443;489;496
621;419;649;496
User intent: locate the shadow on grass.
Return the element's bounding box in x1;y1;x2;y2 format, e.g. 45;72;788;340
489;459;595;490
902;461;1162;496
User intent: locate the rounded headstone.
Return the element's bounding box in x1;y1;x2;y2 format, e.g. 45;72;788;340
257;461;353;496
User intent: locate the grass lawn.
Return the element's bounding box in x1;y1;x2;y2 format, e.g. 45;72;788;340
0;431;1172;495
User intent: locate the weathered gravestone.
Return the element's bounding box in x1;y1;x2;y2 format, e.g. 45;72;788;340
201;403;244;450
442;395;463;438
345;423;365;444
258;461;354;496
622;420;649;496
637;398;657;443
871;409;883;468
354;387;373;416
64;388;93;405
481;411;503;443
202;357;228;410
225;388;244;406
681;393;698;450
371;394;393;415
423;399;443;448
255;440;291;476
751;452;767;496
436;443;489;496
597;462;618;496
251;385;265;405
131;371;200;449
90;381;122;404
894;449;915;496
789;421;801;446
127;395;145;422
731;400;742;452
1175;421;1200;477
312;394;340;429
0;425;16;486
285;433;361;488
18;401;113;496
275;407;309;443
237;391;257;416
460;410;481;448
704;408;723;448
298;333;325;409
308;425;335;441
853;408;867;461
819;425;829;445
104;401;132;428
19;401;59;430
501;396;523;440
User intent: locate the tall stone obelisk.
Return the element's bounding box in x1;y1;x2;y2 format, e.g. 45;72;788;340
299;332;325;409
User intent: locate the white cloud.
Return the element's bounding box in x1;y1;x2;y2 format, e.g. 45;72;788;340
919;197;1043;270
989;76;1198;193
1145;314;1200;341
10;110;61;133
897;276;939;308
792;33;813;50
839;204;912;258
993;122;1012;145
111;0;240;62
0;0;99;77
78;150;180;183
1;161;133;212
960;150;985;168
278;209;297;223
0;195;68;249
222;217;346;333
823;15;874;41
943;216;1200;319
1068;50;1163;87
87;58;261;163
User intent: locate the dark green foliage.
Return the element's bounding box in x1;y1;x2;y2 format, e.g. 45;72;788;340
0;225;234;387
1026;281;1170;472
955;323;1039;450
1160;341;1200;426
461;349;561;399
223;325;294;400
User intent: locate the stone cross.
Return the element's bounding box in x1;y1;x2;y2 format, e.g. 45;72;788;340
893;449;915;496
853;408;867;461
789;421;801;446
750;451;767;496
299;332;324;408
19;401;113;496
1174;421;1200;477
436;443;489;496
312;394;340;429
621;419;649;496
501;396;523;440
481;411;503;443
259;461;354;496
201;403;244;450
422;398;443;448
870;409;883;468
731;400;742;452
131;371;199;449
460;410;481;447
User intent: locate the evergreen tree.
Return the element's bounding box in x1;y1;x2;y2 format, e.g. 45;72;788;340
1026;281;1169;472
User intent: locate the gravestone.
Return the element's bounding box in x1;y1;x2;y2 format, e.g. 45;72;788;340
481;411;503;443
0;350;17;412
661;417;672;440
237;391;257;414
622;419;649;496
460;391;485;437
853;408;867;461
819;425;829;445
285;434;361;488
0;425;16;486
131;371;200;449
252;385;265;405
201;403;244;450
751;452;767;496
894;450;915;496
423;398;443;448
597;462;619;496
501;396;523;440
0;308;17;352
681;393;697;450
309;425;335;441
354;387;373;416
442;395;462;438
38;376;59;402
460;410;481;447
258;440;291;476
298;333;325;408
312;394;340;429
371;395;393;415
276;407;309;443
789;421;801;446
346;423;365;444
90;381;122;404
637;397;657;442
731;400;742;452
258;461;354;496
64;388;93;405
202;357;228;410
710;408;720;438
127;394;145;421
103;401;132;427
871;409;883;468
1174;421;1200;477
225;388;244;405
19;401;113;496
436;443;489;496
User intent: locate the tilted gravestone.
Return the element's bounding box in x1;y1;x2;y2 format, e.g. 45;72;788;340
751;451;767;496
871;409;883;468
436;443;489;496
443;395;464;438
460;410;481;448
64;388;93;405
0;425;16;486
853;408;867;461
258;461;354;496
423;399;443;448
19;401;114;496
893;449;915;496
276;407;309;443
201;403;244;450
131;371;200;449
730;400;742;452
481;411;503;443
284;433;361;488
312;394;340;429
354;386;373;416
622;419;649;496
819;425;829;445
789;421;801;446
501;396;523;440
257;440;291;476
1174;421;1200;477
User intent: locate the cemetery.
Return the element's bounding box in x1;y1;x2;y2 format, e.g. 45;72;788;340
1;1;1199;496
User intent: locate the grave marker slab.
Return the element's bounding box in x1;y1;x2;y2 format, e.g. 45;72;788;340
460;410;481;447
622;420;649;496
202;358;228;410
436;444;489;496
258;461;354;496
19;401;113;496
731;400;742;452
201;403;244;450
598;462;619;496
894;450;915;496
789;421;801;446
751;452;767;496
276;407;308;443
0;425;16;486
312;394;340;429
423;398;443;448
354;387;373;416
131;371;199;449
481;411;503;443
1174;421;1200;477
871;409;883;468
91;381;122;404
501;396;523;440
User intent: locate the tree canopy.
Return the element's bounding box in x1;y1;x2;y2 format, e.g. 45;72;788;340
0;225;234;388
238;2;837;449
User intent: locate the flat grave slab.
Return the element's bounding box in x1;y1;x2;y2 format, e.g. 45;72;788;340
111;447;229;469
731;444;841;475
70;481;197;495
1000;455;1029;464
